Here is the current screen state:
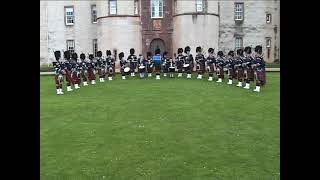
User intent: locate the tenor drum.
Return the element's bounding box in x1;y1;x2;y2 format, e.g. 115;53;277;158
139;65;145;69
183;64;190;68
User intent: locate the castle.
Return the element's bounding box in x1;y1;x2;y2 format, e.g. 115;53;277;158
40;0;280;67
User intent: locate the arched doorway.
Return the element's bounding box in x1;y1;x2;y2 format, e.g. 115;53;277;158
150;39;165;55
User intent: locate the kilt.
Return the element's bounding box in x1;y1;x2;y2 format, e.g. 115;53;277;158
246;68;254;81
197;64;205;74
257;70;266;86
217;68;224;79
130;63;137;71
147;66;153;73
138;67;146;73
207;64;215;74
64;70;75;84
169;67;175;73
237;69;244;80
97;68;105;76
87;68;96;81
54;74;63;87
228;68;235;79
81;70;88;81
71;71;81;84
155;66;161;73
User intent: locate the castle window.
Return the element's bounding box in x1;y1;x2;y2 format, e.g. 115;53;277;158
66;40;75;54
65;7;74;26
266;38;271;48
235;37;243;50
109;0;117;15
134;0;139;15
174;0;177;14
196;0;204;12
93;39;98;57
151;0;163;18
266;13;272;23
91;5;97;23
234;3;244;21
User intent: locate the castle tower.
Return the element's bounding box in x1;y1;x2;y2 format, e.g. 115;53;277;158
172;0;219;55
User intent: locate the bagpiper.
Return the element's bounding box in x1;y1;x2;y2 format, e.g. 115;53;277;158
183;46;194;79
63;51;75;92
79;53;89;86
216;51;225;83
106;50;115;81
206;48;216;81
235;48;245;87
168;56;176;78
128;48;138;77
53;51;64;95
119;52;129;80
162;51;170;77
71;52;81;89
243;46;255;89
252;45;266;92
87;54;96;85
138;54;147;78
225;50;236;85
176;48;184;78
96;51;106;82
146;52;154;77
195;46;206;79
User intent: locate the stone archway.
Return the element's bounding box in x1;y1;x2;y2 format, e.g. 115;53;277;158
150;38;165;55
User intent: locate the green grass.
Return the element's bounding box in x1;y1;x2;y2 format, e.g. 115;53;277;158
40;73;280;180
40;64;54;72
266;63;280;68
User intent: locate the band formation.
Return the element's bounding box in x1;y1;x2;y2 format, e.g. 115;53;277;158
52;45;266;95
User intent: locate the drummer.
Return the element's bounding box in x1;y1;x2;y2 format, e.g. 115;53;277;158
168;56;176;78
138;54;147;78
119;52;129;80
183;46;194;79
146;52;154;77
162;51;170;77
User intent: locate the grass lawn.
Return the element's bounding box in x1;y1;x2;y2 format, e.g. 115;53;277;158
40;73;280;180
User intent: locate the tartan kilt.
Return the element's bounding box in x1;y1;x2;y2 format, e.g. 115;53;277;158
169;67;175;73
247;68;254;81
71;71;81;84
54;74;63;86
228;68;235;78
237;69;244;80
138;67;146;73
64;70;75;84
87;68;96;81
207;64;215;73
257;70;266;86
155;66;161;73
147;67;153;73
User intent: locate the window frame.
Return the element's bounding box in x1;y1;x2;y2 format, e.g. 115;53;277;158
91;4;97;23
235;37;243;50
65;6;74;26
134;0;139;15
266;38;271;48
66;40;75;54
266;13;272;24
109;0;117;15
93;39;98;57
234;2;244;21
151;0;164;19
196;0;204;12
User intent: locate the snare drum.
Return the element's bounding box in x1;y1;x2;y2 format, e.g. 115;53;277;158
183;64;190;68
139;65;145;69
124;67;130;72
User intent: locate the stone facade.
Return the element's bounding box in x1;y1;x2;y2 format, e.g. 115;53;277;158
40;0;280;66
